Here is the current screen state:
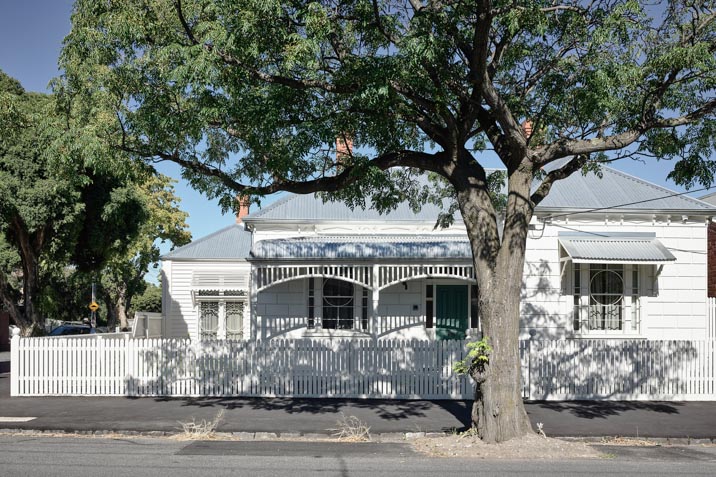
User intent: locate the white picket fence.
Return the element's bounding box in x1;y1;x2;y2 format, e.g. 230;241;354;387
709;297;716;341
10;334;716;400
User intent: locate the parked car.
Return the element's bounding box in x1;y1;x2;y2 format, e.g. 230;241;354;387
48;324;96;336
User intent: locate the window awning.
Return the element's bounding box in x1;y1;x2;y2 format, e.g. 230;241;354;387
558;232;676;264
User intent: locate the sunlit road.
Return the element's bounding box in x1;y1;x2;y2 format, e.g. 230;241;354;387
1;436;716;476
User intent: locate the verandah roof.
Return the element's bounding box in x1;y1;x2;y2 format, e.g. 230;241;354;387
249;235;473;261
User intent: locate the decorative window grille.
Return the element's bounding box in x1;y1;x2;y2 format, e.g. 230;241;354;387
572;264;641;334
199;302;219;339
196;289;247;340
225;301;244;340
589;265;624;331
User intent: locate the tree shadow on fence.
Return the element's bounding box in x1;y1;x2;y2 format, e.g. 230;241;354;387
525;339;706;402
122;337;472;427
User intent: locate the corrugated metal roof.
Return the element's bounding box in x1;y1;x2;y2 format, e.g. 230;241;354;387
250;235;472;261
539;166;715;212
245;166;716;223
558;232;676;264
162;225;252;260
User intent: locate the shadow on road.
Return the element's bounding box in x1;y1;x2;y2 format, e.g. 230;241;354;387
532;400;683;419
147;395;472;430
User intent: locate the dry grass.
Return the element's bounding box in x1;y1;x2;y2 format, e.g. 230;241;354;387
328;413;371;442
175;409;225;440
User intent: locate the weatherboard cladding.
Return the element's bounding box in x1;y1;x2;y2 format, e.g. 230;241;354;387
250;236;472;261
162;225;252;260
558;233;676;263
246;166;716;223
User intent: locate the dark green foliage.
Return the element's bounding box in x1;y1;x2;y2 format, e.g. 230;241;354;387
131;283;162;314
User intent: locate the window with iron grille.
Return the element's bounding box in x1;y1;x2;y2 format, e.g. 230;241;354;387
199;301;219;339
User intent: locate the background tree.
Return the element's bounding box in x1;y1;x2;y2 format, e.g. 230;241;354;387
131;282;163;315
100;174;190;330
0;70;148;335
61;0;716;442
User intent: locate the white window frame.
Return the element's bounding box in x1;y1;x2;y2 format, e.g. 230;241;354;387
196;290;248;340
571;263;642;337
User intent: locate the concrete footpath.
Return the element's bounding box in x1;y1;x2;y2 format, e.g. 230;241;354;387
1;362;715;439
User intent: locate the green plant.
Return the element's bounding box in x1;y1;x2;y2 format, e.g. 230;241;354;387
453;337;492;377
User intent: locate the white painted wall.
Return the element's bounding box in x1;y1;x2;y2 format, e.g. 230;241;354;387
163;260;250;340
522;217;709;340
164;215;710;341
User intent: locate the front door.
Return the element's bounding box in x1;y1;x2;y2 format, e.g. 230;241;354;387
436;285;468;340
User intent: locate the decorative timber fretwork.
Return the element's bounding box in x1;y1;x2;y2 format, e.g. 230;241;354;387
376;264;475;290
253;263;475;292
255;264;373;292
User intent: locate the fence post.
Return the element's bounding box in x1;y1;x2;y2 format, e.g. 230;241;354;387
10;328;20;397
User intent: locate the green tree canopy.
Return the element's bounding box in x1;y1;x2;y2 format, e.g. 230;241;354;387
0;69;148;335
101;173;190;330
60;1;716;442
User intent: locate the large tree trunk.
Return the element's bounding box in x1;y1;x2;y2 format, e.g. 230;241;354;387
103;289;118;331
20;249;44;336
458;161;535;443
116;284;129;331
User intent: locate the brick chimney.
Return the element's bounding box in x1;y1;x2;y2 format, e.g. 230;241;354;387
522;120;533;139
236;197;250;224
336;134;353;162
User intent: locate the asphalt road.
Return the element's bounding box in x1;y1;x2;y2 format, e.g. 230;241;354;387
0;436;715;477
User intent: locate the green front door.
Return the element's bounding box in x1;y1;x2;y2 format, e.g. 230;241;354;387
436;285;468;340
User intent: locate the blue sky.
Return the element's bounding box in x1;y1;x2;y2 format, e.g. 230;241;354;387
1;0;713;281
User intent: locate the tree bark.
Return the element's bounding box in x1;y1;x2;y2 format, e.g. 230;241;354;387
116;284;129;331
458;161;535;443
103;289;118;331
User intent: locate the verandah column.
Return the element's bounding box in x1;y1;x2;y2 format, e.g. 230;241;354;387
249;266;259;340
370;265;380;337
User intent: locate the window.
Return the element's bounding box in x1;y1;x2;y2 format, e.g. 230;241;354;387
307;279;315;329
322;278;355;330
225;302;244;340
199;301;219;339
589;266;624;331
196;290;247;340
572;264;641;334
425;284;434;329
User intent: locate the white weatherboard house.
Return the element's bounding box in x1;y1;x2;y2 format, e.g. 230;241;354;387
161;167;716;343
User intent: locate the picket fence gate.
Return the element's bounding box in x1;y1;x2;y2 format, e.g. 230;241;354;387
10;334;716;401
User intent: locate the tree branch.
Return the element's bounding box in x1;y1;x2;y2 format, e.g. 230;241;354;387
530;154;589;205
124;145;450;197
537;98;716;164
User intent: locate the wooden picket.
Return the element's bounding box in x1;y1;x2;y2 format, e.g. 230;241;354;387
9;334;716;400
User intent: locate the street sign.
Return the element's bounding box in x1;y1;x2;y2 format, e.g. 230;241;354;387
88;301;99;312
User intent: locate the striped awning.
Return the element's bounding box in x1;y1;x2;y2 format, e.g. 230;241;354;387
558;232;676;264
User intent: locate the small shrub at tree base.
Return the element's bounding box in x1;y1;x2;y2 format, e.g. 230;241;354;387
454;337;492;377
